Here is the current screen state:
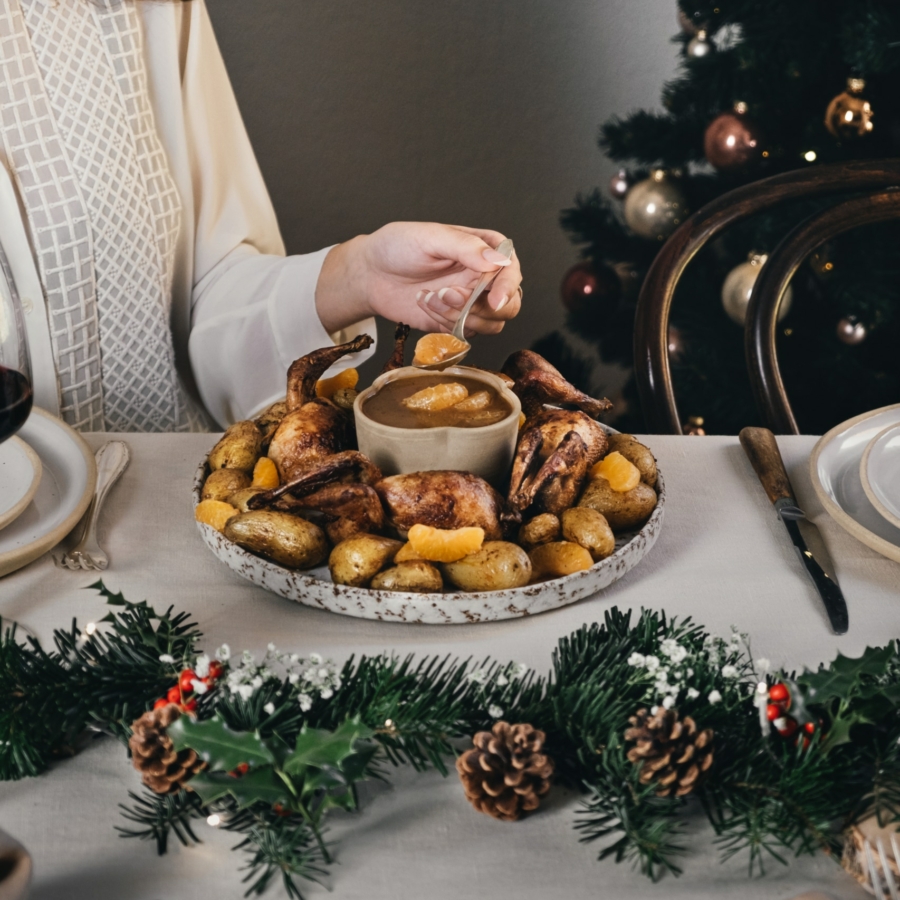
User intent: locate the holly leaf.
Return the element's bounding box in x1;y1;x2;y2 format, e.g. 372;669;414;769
283;717;374;776
798;645;896;706
227;767;291;809
169;713;275;772
184;771;239;806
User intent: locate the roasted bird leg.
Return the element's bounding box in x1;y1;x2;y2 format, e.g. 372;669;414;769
269;336;374;480
502;350;611;418
271;483;385;543
287;334;374;410
382;323;410;373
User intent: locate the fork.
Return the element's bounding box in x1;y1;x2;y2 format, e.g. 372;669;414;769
54;441;130;571
865;836;900;899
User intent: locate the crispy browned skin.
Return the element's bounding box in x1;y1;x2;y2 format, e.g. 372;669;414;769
502;350;611;519
506;408;610;517
271;483;385;543
376;471;505;540
382;323;410;373
502;349;612;418
269;335;373;481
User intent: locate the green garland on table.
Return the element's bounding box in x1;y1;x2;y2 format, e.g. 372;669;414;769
2;583;900;898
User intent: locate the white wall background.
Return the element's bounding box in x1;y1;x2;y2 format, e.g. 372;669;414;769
207;0;680;384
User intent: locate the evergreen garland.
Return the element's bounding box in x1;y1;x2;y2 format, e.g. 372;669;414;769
2;583;899;897
550;0;900;435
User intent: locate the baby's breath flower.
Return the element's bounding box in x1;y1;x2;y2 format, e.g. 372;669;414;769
644;655;660;673
755;658;771;673
298;693;312;712
662;696;675;710
215;644;231;662
488;704;504;718
496;674;508;687
721;664;739;679
158;653;174;664
708;690;722;705
191;679;208;695
628;652;646;667
263;702;275;714
687;688;700;700
194;655;210;678
512;662;528;678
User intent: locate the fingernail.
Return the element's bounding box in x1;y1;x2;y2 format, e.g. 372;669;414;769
416;290;427;301
439;287;465;308
482;248;512;266
492;293;509;311
422;291;435;306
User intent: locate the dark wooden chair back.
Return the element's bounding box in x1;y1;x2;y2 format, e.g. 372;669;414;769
632;159;900;434
746;188;900;434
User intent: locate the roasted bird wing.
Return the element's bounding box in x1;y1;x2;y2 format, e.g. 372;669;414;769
502;350;611;418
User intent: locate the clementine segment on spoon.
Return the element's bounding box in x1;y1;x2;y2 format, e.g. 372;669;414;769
407;523;485;562
402;382;468;411
316;367;359;400
413;333;468;366
590;451;641;492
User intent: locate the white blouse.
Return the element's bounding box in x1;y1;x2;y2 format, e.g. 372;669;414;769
0;0;375;431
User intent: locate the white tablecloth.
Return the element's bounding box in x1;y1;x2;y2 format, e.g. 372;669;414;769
2;433;897;900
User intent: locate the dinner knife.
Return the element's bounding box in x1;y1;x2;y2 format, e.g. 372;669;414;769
739;426;849;635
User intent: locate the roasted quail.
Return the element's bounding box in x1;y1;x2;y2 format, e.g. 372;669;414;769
502;350;611;518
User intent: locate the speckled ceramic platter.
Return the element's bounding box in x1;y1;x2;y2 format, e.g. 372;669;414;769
192;448;665;624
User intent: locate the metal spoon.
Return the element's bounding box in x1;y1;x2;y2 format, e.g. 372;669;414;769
414;238;515;370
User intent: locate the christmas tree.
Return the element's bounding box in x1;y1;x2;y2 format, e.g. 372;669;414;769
544;1;900;435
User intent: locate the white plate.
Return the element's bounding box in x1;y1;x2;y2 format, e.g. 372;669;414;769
0;436;42;532
0;408;97;577
192;442;666;625
861;423;900;531
809;404;900;564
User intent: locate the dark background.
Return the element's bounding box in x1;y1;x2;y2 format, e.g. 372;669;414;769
207;0;679;383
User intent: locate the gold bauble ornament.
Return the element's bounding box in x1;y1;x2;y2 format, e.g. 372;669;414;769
721;253;793;326
825;78;874;139
686;29;712;58
623;170;688;242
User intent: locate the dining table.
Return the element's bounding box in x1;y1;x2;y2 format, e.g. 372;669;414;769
2;431;898;900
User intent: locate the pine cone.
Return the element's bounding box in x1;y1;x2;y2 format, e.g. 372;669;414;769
128;704;206;794
624;707;714;797
456;721;554;821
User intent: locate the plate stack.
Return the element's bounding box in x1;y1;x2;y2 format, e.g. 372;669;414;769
0;409;96;577
810;404;900;563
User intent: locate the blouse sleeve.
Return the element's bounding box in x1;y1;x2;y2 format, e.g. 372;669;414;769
178;1;376;426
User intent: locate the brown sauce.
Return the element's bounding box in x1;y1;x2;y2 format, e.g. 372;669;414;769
363;374;513;429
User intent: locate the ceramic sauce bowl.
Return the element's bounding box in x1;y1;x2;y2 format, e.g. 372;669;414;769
353;366;521;487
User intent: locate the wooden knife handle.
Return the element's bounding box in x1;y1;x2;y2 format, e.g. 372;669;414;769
739;426;794;505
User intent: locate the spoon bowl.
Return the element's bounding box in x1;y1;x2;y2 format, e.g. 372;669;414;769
412;238;514;371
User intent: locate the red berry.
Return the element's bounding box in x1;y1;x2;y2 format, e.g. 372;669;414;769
272;803;291;817
207;661;224;680
803;721;816;734
153;698;169;710
766;703;782;722
229;761;250;778
778;717;799;738
179;669;197;693
768;683;789;703
167;686;181;704
182;698;197;713
798;735;811;750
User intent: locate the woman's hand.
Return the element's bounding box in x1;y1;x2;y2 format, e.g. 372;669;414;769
315;222;523;337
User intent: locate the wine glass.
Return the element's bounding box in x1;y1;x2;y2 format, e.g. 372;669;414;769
0;270;33;445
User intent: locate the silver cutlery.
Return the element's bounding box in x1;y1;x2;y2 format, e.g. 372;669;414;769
414;238;515;370
54;440;130;571
739;427;849;634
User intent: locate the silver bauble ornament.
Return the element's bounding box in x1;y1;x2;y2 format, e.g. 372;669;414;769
721;253;793;326
623;170;688;241
687;29;712;58
609;168;632;200
836;316;867;345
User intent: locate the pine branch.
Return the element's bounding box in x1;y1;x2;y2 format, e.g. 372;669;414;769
116;789;203;855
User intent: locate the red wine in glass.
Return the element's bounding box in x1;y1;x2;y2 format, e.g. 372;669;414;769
0;365;33;444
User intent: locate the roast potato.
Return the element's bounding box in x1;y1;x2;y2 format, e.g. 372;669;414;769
529;541;593;578
370;560;443;593
224;510;328;569
201;468;251;503
561;507;615;561
332;387;359;411
606;435;657;488
329;535;404;587
578;478;657;531
442;541;531;592
517;513;561;550
208;421;263;473
229;487;267;513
